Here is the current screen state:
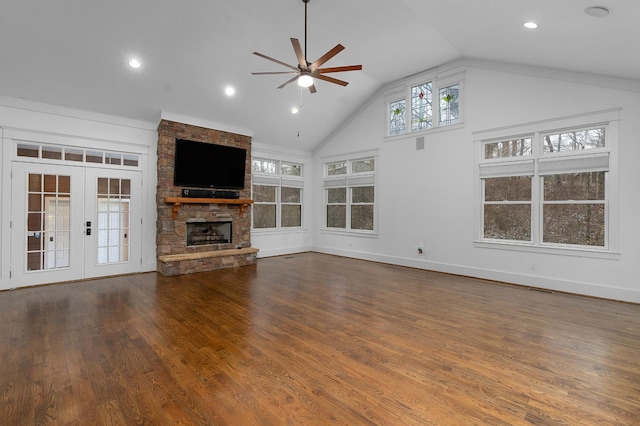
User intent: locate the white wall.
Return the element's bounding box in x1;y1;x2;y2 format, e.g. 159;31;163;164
0;97;158;289
311;60;640;303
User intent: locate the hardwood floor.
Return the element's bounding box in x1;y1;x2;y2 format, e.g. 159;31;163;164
1;252;639;425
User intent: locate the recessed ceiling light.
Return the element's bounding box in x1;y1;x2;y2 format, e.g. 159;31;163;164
225;86;236;96
291;107;299;114
585;6;611;17
523;22;538;29
128;58;142;69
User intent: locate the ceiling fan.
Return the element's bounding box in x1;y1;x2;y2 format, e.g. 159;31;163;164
251;0;362;94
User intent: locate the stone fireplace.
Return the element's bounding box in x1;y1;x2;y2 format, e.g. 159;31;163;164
186;221;231;246
156;119;258;276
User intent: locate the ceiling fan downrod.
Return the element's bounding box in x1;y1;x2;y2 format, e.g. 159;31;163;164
303;0;310;66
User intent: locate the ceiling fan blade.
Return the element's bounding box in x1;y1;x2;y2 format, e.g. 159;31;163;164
309;44;345;69
308;84;317;94
277;75;300;89
252;71;298;75
318;65;362;74
290;38;307;69
253;52;299;72
315;74;349;87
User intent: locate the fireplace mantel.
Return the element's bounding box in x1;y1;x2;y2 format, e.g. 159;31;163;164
164;197;254;220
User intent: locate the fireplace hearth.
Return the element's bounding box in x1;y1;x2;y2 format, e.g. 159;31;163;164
186;221;231;246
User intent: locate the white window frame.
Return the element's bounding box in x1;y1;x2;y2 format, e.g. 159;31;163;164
322;151;378;236
385;71;464;140
473;109;620;259
251;157;304;231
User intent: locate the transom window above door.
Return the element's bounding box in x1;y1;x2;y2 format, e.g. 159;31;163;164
16;142;140;168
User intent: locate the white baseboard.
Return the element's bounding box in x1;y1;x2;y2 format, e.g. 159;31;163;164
256;245;314;258
311;246;640;303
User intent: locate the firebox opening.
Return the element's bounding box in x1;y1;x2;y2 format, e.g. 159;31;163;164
186;221;232;246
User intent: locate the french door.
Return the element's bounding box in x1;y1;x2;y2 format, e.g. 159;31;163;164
10;162;141;288
84;168;141;279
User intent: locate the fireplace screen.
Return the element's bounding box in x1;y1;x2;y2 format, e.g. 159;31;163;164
186;221;231;246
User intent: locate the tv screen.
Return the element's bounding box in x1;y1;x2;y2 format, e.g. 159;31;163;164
174;139;247;189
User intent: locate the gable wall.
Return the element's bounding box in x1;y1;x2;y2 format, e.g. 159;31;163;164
311;62;640;302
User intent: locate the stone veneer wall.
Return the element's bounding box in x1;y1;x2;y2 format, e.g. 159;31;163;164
156;119;257;275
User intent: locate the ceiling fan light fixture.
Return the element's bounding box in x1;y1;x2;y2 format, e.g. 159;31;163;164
128;58;142;69
298;74;314;88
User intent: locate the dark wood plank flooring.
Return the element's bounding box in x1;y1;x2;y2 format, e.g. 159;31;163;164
1;252;639;425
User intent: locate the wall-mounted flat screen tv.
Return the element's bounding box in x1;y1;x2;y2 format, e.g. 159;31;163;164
173;139;246;189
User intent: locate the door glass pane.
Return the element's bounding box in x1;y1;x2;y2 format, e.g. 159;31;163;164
97;177;109;195
95;178;131;264
58;176;71;194
25;174;70;271
28;174;41;192
44;175;57;193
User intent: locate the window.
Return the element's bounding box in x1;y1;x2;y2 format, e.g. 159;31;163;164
389;99;406;135
386;72;463;137
281;162;302;176
411;82;432;131
323;156;376;233
439;84;459;126
252;158;277;174
16;142;140;168
476;109;618;255
485;138;532;159
251;158;304;230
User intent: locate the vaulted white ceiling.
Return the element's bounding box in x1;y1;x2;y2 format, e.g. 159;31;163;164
1;0;638;151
